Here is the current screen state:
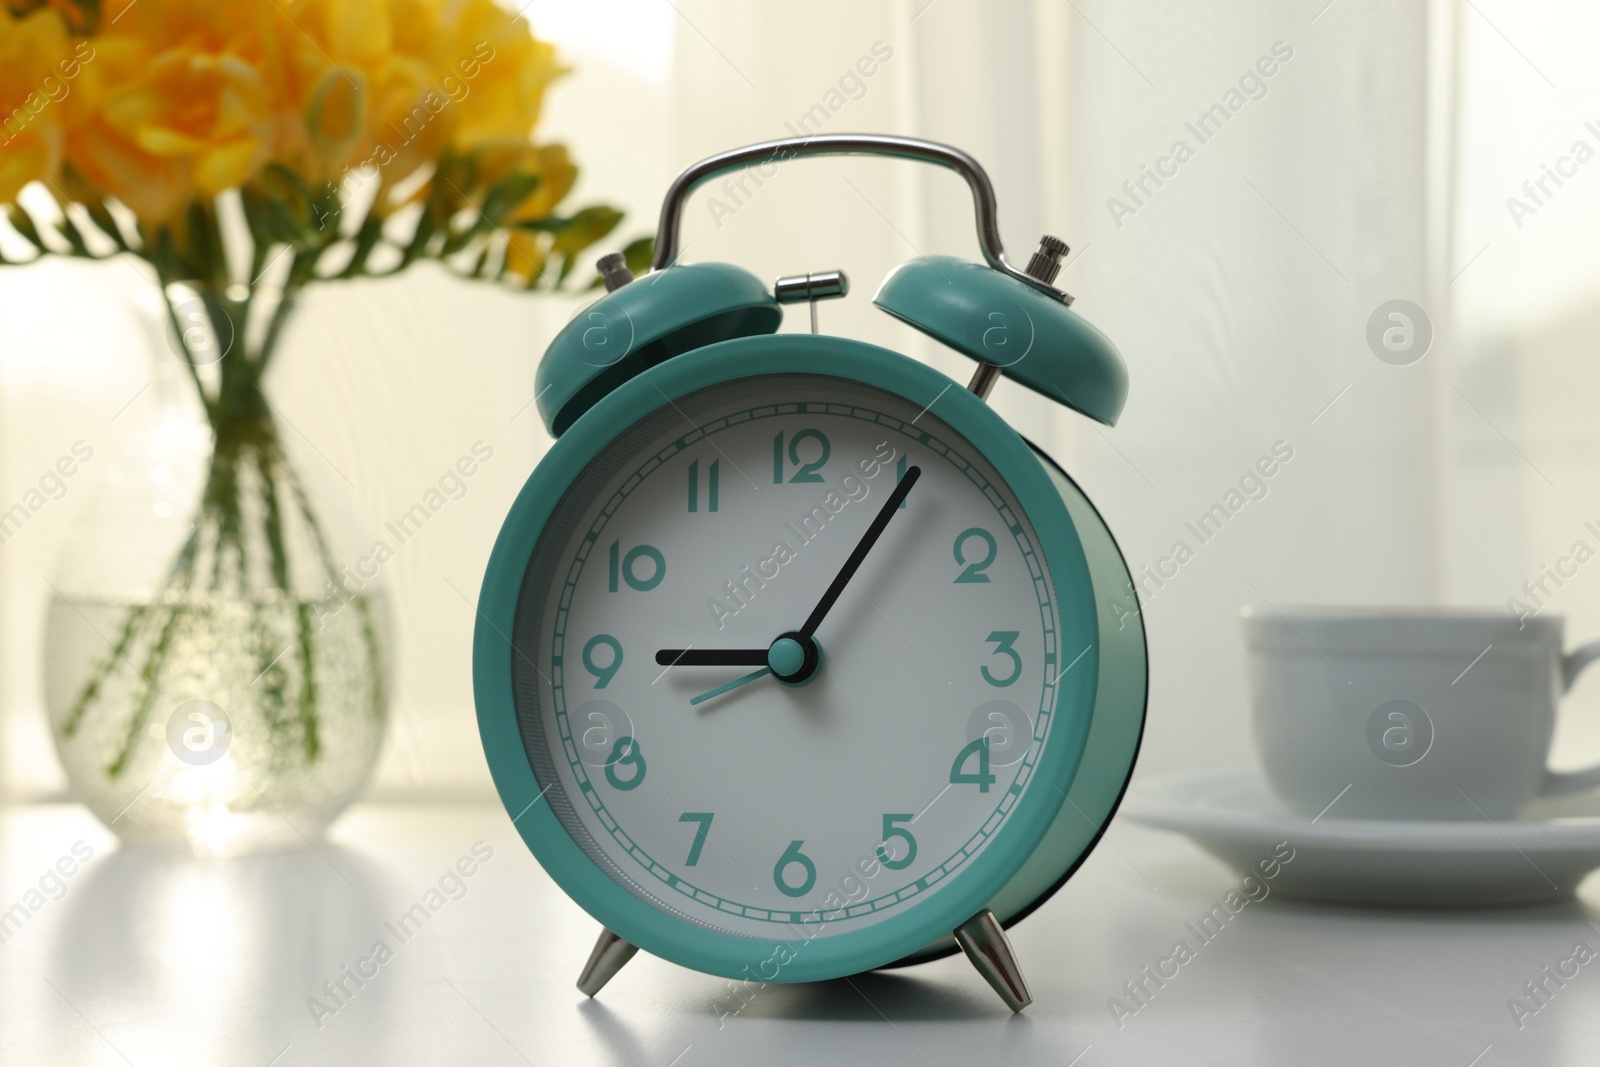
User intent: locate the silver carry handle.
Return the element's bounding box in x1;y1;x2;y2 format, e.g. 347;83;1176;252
651;134;1069;303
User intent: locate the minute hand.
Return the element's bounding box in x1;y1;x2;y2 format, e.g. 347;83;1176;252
798;465;921;640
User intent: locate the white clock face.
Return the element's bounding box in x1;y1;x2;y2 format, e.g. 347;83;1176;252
511;374;1070;939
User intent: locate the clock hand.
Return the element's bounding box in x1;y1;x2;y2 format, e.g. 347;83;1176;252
797;464;921;640
659;467;918;681
655;648;768;666
689;667;772;706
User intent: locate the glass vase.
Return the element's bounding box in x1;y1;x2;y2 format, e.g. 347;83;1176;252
43;285;390;855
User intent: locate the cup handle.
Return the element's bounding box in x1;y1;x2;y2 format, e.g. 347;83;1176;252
1540;639;1600;796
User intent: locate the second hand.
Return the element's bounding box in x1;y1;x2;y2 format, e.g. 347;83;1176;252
689;667;772;706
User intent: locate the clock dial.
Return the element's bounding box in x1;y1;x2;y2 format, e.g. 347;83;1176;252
510;373;1076;939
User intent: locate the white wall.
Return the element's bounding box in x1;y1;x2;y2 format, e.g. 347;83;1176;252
1051;0;1447;773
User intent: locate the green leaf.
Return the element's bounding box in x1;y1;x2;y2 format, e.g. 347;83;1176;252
479;171;542;225
337;211;386;279
622;236;655;276
254;165;323;250
511;215;575;234
549;205;623;285
82;200;130;252
6;206;46;252
437;226;472;258
55;215;91;257
551;206;623;256
149;226;197;285
400;208;437;267
402;158;473;266
260;165;312;222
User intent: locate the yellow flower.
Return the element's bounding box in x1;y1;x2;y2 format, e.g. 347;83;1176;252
8;0;617;285
277;0;566;193
65;0;278;222
4;0;90;34
273;0;436;185
472;140;575;221
423;4;572;227
436;0;565;154
0;7;72;202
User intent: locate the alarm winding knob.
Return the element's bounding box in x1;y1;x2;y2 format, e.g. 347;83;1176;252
596;252;635;292
1022;235;1069;286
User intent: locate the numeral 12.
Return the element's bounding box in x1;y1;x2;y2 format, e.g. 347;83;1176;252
773;429;830;483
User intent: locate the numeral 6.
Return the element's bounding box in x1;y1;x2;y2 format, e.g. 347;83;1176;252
773;839;817;897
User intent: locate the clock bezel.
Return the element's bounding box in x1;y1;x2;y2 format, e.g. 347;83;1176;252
475;332;1099;983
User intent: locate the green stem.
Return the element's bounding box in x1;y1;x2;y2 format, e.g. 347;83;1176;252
158;288;216;422
206;449;241;595
60;603;148;739
294;598;321;764
259;443;320;762
102;527;206;779
106;603;186;780
62;524;201;739
280;458;386;720
67;259;391;778
255;285;300;376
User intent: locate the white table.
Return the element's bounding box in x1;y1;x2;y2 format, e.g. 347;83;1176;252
2;799;1597;1066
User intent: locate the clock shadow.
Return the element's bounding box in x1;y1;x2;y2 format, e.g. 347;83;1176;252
576;998;653;1066
718;969;1016;1022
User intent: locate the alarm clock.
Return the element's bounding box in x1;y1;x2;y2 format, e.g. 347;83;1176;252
474;134;1147;1011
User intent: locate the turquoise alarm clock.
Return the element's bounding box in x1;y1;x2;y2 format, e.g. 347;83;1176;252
474;135;1147;1011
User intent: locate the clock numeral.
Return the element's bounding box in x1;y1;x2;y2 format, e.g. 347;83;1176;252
953;527;998;583
772;429;830;483
876;813;918;871
981;630;1022;687
896;455;908;509
773;839;818;897
679;812;714;866
603;735;647;790
687;459;720;512
950;736;996;793
608;540;665;592
582;634;623;688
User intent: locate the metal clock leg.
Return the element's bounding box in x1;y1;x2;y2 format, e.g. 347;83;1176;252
953;910;1033;1011
576;927;640;996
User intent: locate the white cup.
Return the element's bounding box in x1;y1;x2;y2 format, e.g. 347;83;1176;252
1243;607;1600;820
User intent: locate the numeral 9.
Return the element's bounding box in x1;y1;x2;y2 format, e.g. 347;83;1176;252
582;634;623;688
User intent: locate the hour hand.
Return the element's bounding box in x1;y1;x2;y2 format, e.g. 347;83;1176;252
654;648;768;666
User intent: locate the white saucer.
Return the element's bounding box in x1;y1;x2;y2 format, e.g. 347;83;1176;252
1122;768;1600;906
